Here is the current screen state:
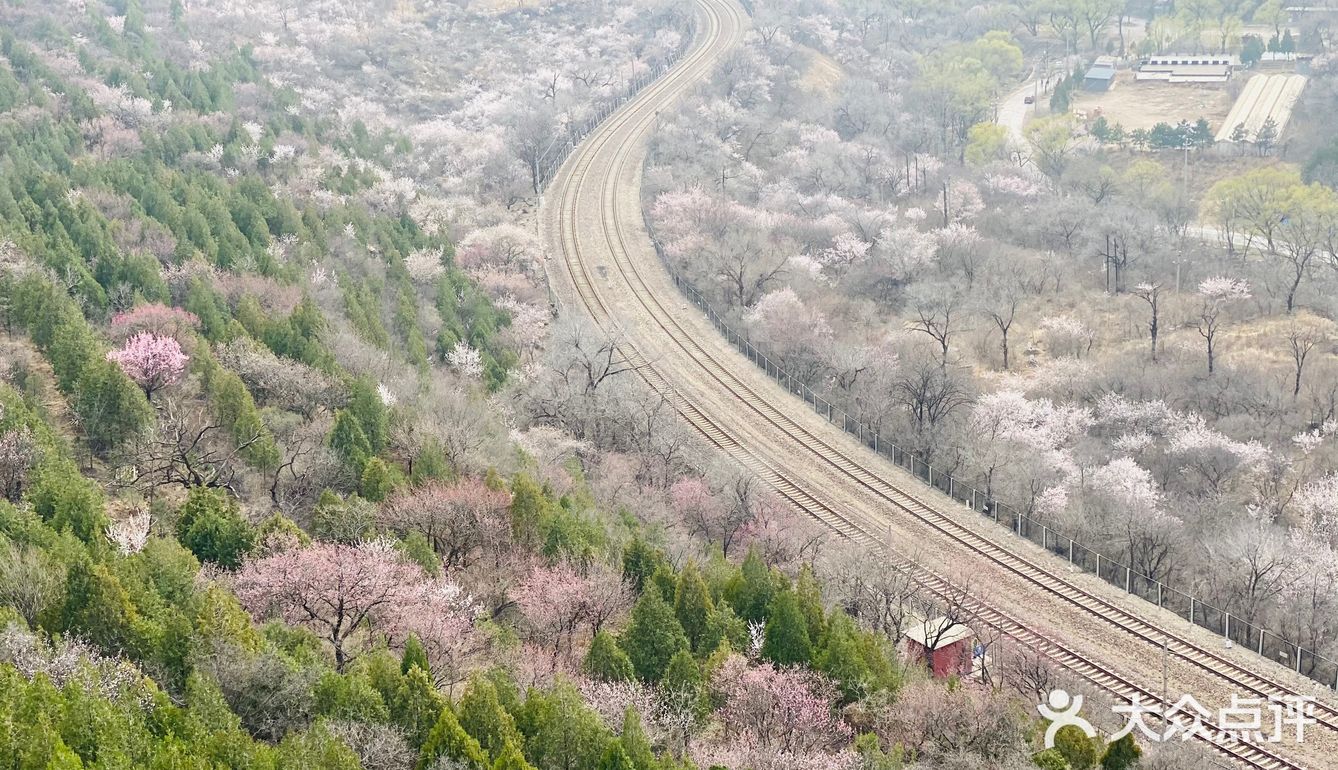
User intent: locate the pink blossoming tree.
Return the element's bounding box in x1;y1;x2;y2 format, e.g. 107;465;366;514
106;332;189;399
234;539;480;675
512;560;633;674
377;478;512;569
697;654;854;770
109;304;200;344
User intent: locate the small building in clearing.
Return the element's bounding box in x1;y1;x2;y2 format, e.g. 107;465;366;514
905;617;975;678
1083;56;1118;91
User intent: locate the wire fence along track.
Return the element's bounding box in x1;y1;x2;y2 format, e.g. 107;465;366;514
623;83;1338;700
652;262;1338;692
656;252;1338;695
567;0;1338;697
543;0;1319;766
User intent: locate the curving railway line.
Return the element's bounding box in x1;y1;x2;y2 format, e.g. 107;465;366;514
539;0;1330;767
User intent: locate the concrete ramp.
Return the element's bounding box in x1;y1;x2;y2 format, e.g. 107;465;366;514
1216;73;1307;142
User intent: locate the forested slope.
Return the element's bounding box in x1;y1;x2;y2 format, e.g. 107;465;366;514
0;1;1209;769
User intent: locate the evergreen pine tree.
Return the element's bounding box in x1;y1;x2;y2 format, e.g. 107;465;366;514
761;589;813;666
508;474;547;546
793;564;827;643
597;743;637;770
620;589;689;682
516;682;612;770
175;486;256;568
329;409;373;474
402;635;431;677
649;564;677;603
58;560;140;654
673;561;713;651
347;377;389;453
458;675;522;758
73;358;153;455
1101;733;1141;770
698;604;748;658
418;707;488;770
30;465;108;550
727;548;774;622
584;631;635;682
491;740;535;770
619;707;657;770
620;537;664;594
1055;725;1102;770
661;650;703;716
815;614;871;703
360;457;395;502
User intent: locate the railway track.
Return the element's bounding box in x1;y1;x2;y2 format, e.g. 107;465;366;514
540;0;1322;766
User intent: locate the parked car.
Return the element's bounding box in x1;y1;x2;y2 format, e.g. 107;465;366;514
1023;95;1035;104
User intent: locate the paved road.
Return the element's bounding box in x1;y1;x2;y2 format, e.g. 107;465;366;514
999;76;1042;144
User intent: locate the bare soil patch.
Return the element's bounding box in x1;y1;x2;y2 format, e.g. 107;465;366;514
1071;72;1235;132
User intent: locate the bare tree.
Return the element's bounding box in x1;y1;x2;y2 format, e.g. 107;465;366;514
891;344;972;461
1285;321;1326;398
117;397;261;496
998;644;1056;702
907;284;964;365
821;546;922;645
907;566;980;656
508;100;560;195
980;277;1023;370
1132;282;1163;362
526;318;638;440
1194;277;1250;376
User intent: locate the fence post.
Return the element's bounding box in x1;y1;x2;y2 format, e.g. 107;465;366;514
1225;613;1231;641
928;467;934;487
1126;566;1131;593
874;434;878;453
1069;539;1074;565
971;489;977;511
1190;596;1195;625
1042;526;1048;550
1158;582;1163;608
1096;552;1101;579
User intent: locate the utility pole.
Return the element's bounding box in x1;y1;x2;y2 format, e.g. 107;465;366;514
1162;636;1170;711
1183;142;1190;199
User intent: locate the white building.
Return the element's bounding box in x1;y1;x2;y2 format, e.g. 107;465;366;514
1137;54;1239;83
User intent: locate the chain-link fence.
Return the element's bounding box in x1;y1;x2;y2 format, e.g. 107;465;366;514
535;21;697;192
647;237;1338;691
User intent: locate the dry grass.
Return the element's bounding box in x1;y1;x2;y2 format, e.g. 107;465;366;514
799;48;843;94
1070;72;1234;132
468;0;545;12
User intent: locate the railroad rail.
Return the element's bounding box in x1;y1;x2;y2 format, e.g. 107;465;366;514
540;0;1321;765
